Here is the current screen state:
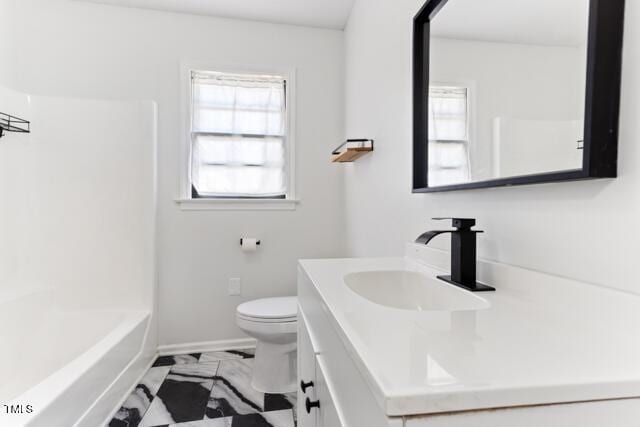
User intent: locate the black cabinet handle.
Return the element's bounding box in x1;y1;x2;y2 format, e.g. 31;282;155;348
305;397;320;414
300;380;314;393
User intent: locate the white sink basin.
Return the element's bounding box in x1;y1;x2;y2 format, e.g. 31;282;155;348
344;270;490;311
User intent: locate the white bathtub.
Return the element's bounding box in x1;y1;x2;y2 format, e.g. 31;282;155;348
0;288;152;427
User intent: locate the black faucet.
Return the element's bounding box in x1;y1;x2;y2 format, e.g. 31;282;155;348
415;218;495;292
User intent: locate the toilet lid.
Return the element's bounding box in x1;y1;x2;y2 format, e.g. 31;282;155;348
237;297;298;320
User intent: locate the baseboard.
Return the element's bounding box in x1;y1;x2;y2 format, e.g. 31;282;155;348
157;338;257;356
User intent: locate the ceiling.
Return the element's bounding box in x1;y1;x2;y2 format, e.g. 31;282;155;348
80;0;355;29
432;0;590;47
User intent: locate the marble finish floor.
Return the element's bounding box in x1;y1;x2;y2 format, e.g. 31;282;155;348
109;349;296;427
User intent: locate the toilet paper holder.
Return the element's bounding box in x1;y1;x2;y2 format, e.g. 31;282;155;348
240;238;261;246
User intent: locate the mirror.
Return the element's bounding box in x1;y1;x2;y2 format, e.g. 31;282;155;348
413;0;625;192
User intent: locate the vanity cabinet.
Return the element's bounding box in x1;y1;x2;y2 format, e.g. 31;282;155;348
297;251;640;427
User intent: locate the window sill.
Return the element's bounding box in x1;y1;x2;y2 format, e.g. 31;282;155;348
175;198;300;211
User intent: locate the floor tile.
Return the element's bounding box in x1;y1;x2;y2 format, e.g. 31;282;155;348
199;349;255;363
110;347;295;427
206;359;264;419
230;410;295;427
109;366;172;427
153;354;201;367
141;362;219;426
263;393;295;413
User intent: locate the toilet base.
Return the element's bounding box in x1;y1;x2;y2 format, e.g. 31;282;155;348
251;340;297;394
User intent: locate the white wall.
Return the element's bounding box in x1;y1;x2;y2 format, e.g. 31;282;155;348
2;0;346;345
344;0;640;294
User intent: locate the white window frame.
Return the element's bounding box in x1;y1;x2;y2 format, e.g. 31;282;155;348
176;61;298;211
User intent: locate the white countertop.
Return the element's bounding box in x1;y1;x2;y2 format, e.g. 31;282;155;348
298;245;640;416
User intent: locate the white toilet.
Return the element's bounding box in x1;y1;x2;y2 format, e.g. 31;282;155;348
236;296;298;394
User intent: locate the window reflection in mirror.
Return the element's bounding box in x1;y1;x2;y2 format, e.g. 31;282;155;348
428;85;471;186
427;0;589;187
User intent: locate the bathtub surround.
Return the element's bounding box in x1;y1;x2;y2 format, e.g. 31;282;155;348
0;88;156;313
344;0;640;296
1;0;346;348
0;83;157;426
110;349;296;427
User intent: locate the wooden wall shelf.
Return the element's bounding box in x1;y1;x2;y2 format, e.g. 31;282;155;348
331;139;374;163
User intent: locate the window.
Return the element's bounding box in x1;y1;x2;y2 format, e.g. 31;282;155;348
428;86;471;186
189;70;291;199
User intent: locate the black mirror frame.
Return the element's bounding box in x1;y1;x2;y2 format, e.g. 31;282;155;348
413;0;626;193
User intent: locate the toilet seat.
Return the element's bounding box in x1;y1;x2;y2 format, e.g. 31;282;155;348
237;313;296;323
236;297;298;323
236;316;297;336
